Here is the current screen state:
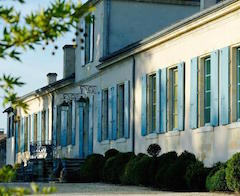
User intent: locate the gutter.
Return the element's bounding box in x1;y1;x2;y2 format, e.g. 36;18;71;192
97;0;238;69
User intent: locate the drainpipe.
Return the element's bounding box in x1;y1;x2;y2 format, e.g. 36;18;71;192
132;55;136;154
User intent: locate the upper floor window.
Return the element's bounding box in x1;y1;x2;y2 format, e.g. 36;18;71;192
80;15;94;66
147;73;156;133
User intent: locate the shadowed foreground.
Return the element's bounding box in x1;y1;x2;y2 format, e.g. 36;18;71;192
0;183;233;195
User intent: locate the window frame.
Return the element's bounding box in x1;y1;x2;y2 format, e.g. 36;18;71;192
237;47;240;120
171;67;179;131
204;56;211;125
117;83;125;139
101;88;109;140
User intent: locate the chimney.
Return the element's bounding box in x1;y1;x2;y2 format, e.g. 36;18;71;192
47;73;57;85
63;45;75;78
200;0;218;10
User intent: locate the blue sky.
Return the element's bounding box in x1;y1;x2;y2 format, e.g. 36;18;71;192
0;0;87;131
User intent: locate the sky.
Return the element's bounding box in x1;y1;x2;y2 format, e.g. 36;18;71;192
0;0;87;132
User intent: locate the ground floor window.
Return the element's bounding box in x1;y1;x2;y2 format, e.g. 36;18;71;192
117;84;124;138
102;89;108;140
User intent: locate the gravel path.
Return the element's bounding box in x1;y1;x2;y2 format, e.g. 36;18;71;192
0;182;234;195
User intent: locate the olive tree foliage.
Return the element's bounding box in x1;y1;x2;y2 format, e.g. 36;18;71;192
0;0;92;111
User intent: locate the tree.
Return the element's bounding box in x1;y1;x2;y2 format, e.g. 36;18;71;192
0;0;93;111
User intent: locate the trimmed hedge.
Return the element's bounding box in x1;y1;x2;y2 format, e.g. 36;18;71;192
0;165;16;182
120;154;155;186
160;151;196;190
105;149;119;160
79;154;105;182
226;152;240;192
185;160;209;191
103;152;134;184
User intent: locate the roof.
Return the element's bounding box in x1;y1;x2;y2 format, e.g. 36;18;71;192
19;73;75;101
98;0;236;68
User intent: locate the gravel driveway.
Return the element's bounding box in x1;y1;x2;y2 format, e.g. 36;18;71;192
0;182;234;195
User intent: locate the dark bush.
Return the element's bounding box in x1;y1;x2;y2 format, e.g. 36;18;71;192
105;149;119;160
155;151;178;188
120;153;147;185
147;144;161;158
185;160;209;191
121;154;156;186
79;154;105;182
226;152;240;192
103;152;134;184
160;151;196;190
206;165;228;192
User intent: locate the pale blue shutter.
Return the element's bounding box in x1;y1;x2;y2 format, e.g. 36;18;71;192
178;62;185;131
108;87;113;140
211;50;219;126
45;110;49;143
72;100;76;145
97;91;102;142
28;115;31;151
37;112;42;144
31;114;34;143
220;47;230;125
79;105;84;158
15;121;18;153
61;109;67;147
124;80;130;138
53;106;57;146
160;68;167;133
141;74;147;136
112;85;117;140
156;69;161;133
190;57;198;129
21;118;24;152
88;95;94;154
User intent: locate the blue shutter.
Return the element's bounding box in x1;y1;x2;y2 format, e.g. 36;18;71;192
124;80;130;138
190;57;198;129
211;50;219;126
156;69;161;133
160;68;167;133
220;47;230;125
108;87;112;140
178;62;185;131
79;106;84;158
88;95;94;155
97;91;102;142
112;85;117;140
53;106;57;146
61;109;67;147
15;121;18;154
45;110;49;143
72;100;76;145
31;114;34;143
21;118;24;152
28;115;31;151
141;74;147;136
37;112;42;144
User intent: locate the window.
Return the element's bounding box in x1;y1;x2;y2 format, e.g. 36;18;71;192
42;111;46;144
204;57;211;124
24;117;28;151
237;48;240;119
67;105;72;145
147;73;156;133
102;89;108;140
34;114;37;143
172;68;178;130
117;84;124;138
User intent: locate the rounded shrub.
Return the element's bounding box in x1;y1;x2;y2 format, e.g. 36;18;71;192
226;152;240;192
103;152;134;184
105;149;119;160
155;151;178;188
206;166;228;192
160;151;196;190
185;160;208;191
147;144;161;158
79;154;105;182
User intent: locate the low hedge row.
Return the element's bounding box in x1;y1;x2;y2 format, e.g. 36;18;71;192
65;148;240;193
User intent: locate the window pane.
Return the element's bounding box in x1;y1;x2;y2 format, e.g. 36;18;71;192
205;77;211;91
205;108;210;124
205;92;211;107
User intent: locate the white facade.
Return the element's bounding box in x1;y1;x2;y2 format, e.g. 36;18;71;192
6;0;240;167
